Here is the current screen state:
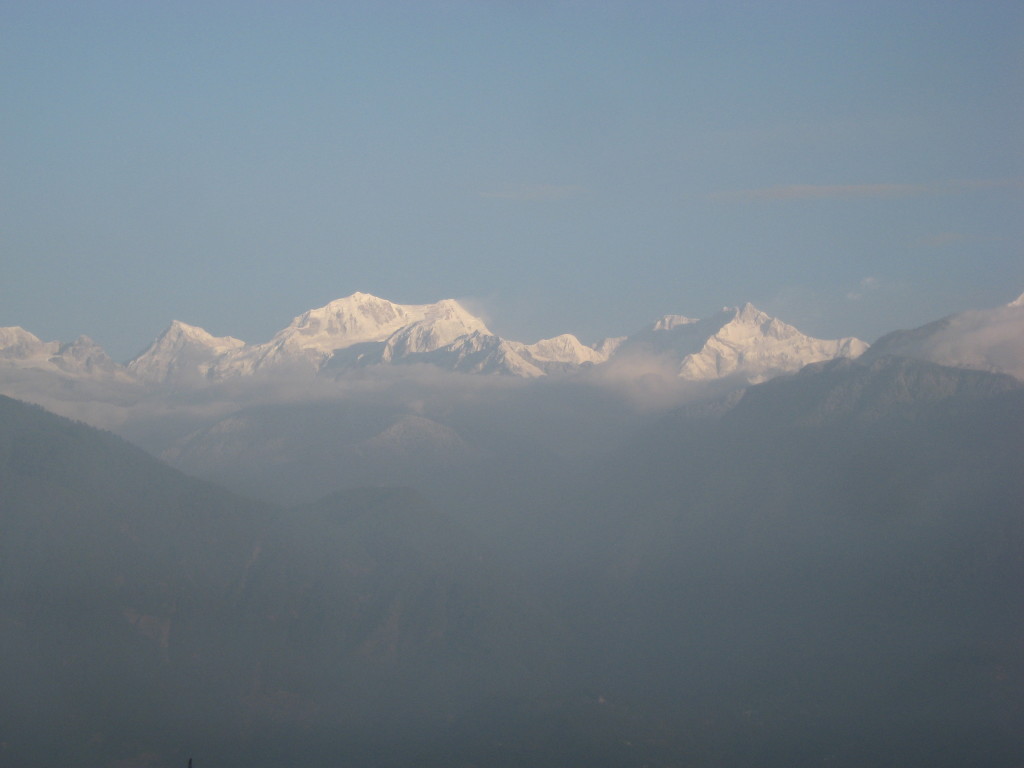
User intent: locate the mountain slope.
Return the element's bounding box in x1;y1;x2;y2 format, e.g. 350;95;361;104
510;333;610;374
611;303;867;383
0;326;124;379
862;292;1024;379
211;293;495;378
561;356;1024;766
128;320;246;384
0;395;564;768
0;395;269;765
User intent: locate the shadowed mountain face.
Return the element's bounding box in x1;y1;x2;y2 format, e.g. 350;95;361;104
0;396;266;765
1;353;1023;768
558;357;1024;766
0;397;558;767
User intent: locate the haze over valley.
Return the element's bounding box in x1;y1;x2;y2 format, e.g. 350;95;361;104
4;2;1022;765
2;290;1023;766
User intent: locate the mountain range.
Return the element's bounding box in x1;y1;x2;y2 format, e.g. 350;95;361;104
1;289;1023;766
7;292;1024;402
2;292;869;388
3;291;1022;512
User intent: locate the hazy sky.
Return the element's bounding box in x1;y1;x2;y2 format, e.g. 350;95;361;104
3;1;1022;360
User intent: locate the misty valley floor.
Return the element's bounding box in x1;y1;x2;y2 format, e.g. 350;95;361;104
1;356;1023;767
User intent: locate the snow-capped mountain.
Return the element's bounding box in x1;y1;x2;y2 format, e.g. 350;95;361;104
510;334;611;375
0;327;58;366
0;327;124;379
408;331;547;377
0;292;871;390
861;292;1024;380
50;336;122;376
122;293;575;381
128;321;245;384
210;293;497;378
610;303;868;384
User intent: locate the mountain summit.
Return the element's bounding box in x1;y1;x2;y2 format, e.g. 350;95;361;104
209;294;495;378
128;320;245;384
610;302;867;384
0;327;124;380
2;291;870;391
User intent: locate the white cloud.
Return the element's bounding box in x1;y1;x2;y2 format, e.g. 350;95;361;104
846;276;883;302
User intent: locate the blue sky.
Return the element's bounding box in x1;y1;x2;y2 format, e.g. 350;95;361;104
3;1;1022;360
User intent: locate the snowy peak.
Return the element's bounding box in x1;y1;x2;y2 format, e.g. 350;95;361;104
416;331;545;378
279;293;488;355
652;314;699;332
716;303;797;342
595;336;626;358
52;336;119;375
210;293;494;378
733;302;768;322
510;334;609;374
863;291;1024;380
677;304;867;384
0;326;127;381
0;293;878;388
611;303;867;384
615;310;730;359
524;334;606;364
157;320;246;353
381;299;491;360
129;320;246;384
0;326;56;359
283;293;419;353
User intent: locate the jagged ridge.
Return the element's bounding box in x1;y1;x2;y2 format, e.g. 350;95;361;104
1;291;881;387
